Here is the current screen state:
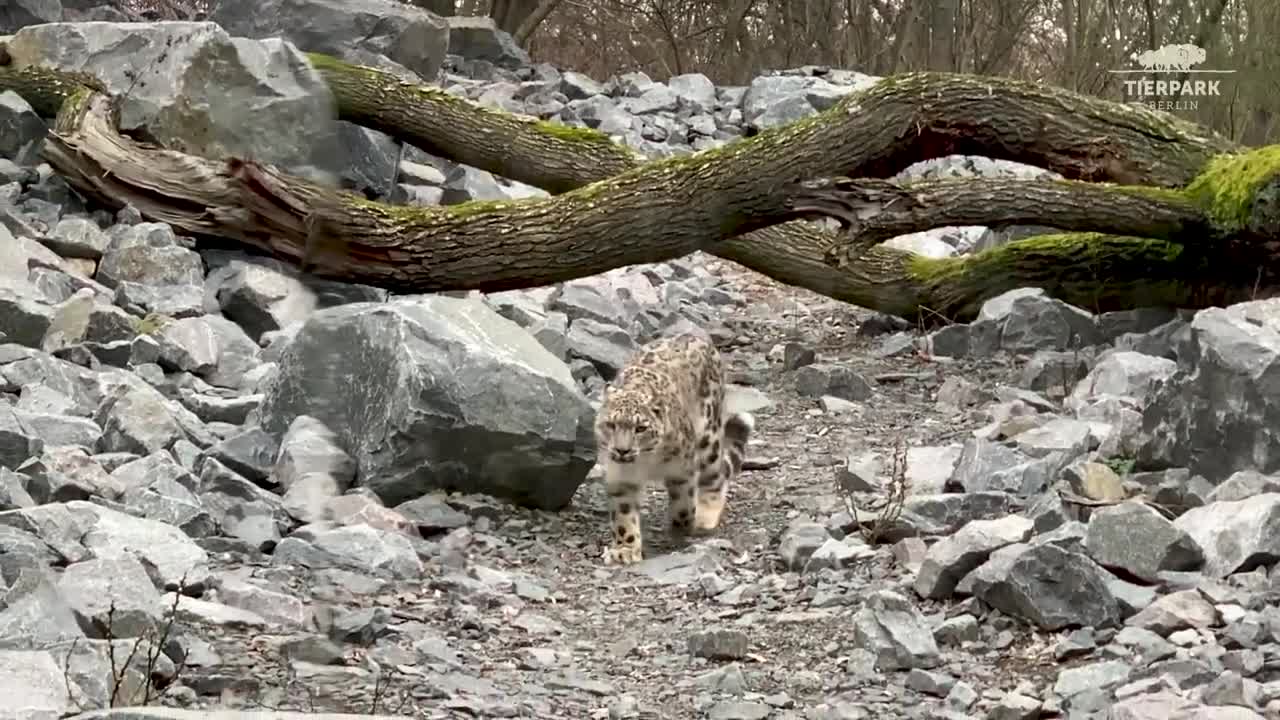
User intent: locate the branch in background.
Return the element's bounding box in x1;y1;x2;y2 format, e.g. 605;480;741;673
1171;0;1230;89
514;0;567;45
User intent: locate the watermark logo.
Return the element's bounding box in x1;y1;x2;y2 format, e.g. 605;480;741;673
1108;43;1235;111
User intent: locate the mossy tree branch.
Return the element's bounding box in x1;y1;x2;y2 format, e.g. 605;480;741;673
784;175;1274;267
36;91;800;292
308;56;1275;316
1;52;1276;320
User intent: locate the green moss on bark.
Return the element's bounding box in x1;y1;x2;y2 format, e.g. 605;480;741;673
1185;145;1280;231
906;232;1198;319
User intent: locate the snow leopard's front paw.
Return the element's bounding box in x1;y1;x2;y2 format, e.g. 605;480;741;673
602;543;644;566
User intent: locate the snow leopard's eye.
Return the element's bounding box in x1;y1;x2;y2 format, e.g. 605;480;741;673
634;423;650;433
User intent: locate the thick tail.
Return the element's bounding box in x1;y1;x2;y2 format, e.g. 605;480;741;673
722;412;754;476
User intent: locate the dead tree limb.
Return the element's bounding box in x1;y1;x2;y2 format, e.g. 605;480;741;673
785;177;1233;267
35;89;791;292
303;57;1279;316
307;55;1240;194
1;53;1277;320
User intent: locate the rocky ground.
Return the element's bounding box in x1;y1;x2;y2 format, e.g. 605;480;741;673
3;5;1280;720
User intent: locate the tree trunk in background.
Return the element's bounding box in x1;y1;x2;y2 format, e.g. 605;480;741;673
927;0;958;71
406;0;455;15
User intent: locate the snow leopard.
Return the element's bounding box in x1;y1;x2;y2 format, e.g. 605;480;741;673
594;332;755;565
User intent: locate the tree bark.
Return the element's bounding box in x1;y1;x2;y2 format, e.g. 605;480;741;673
33;89;789;293
787;177;1222;266
512;0;564;46
305;55;1239;198
1;53;1275;322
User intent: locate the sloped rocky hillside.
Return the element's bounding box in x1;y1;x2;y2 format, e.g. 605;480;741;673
1;4;1279;720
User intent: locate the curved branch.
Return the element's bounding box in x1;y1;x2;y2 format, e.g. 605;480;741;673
306;53;645;195
309;57;1240;194
33;90;816;292
514;0;567;45
786;177;1218;266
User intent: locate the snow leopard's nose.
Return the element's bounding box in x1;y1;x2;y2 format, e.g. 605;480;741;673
611;448;637;463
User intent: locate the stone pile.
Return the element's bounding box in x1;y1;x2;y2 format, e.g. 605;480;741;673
0;3;1277;719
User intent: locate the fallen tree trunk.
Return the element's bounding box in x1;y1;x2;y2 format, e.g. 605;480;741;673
1;52;1276;320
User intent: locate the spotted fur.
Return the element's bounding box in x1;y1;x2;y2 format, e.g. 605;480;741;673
594;333;754;565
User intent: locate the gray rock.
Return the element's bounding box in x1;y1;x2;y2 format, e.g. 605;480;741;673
0;91;45;166
394;494;469;534
167;592;268;629
687;628;749;660
7;21;345;178
0;649;78;719
56;555;164;639
1066;350;1177;412
1173;494;1280;578
272;415;354;490
559;71;605;100
19;447;120;503
989;692;1041;719
0;290;55;349
257;296;595;510
0;564;89;648
851;590;941;670
741;75;819;129
667;73;717;113
881;491;1014;541
793;363;873;401
113;281;204;319
208;260;316;342
1138;299;1280;480
0;467;35;511
1125;589;1219;635
949;437;1066;496
548;281;623;326
778;520;829;570
1053;659;1132;700
63;707;414;719
438;164;514;203
974;287;1100;354
95;383;191;456
94;223;204;291
565;318;637;381
43;217;109;260
1085;501;1204;582
204;427;279;485
0;405;43;470
967;542;1121;630
272;522;422;579
445;15;530;68
1020;349;1093;397
914;515;1034;599
1207;470;1280;503
933;615;979;647
0;224;74;298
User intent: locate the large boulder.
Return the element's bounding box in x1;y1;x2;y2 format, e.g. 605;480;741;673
1137;298;1280;481
256;296;596;510
5;21;342;179
210;0;450;81
444;16;530;68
